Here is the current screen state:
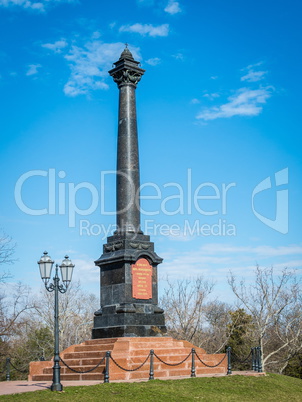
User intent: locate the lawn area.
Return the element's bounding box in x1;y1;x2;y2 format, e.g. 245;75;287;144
0;374;301;401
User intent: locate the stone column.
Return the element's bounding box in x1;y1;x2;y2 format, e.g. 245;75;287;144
92;47;166;339
109;48;144;234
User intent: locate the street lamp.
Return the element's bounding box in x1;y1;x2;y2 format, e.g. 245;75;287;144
38;251;75;392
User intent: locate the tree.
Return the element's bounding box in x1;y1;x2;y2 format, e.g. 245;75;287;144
0;231;16;282
228;266;302;373
160;277;214;346
201;300;234;353
227;308;255;369
32;281;99;351
3;325;53;381
0;282;33;344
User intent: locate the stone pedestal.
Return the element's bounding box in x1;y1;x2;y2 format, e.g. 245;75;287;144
92;232;166;338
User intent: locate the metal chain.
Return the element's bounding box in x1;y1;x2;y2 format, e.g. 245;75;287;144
153;350;192;366
59;355;106;374
232;350;252;364
110;353;150;372
195;352;227;368
9;361;28;373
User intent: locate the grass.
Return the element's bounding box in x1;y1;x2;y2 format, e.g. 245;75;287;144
0;374;301;401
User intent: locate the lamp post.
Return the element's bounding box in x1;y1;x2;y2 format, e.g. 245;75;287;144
37;251;74;392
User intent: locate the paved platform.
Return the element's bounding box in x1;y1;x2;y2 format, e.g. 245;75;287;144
0;372;265;396
0;380;101;395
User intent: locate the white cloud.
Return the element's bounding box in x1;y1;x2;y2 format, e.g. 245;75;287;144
63;41;141;97
241;70;267;82
0;0;76;12
197;86;273;121
145;57;161;66
26;63;41;76
159;242;302;285
42;38;68;53
241;62;267;82
91;31;101;39
190;98;200;104
164;0;181;15
172;52;184;60
136;0;154;6
200;243;302;257
203;93;220;100
119;23;169;37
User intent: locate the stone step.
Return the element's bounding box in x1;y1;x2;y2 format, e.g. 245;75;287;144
74;345;113;352
129;347;191;355
84;338;118;345
32;373;104;381
63;351;106;359
29;337;227;382
127;342;177;349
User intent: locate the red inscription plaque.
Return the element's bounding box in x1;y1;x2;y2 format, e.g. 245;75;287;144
131;258;153;299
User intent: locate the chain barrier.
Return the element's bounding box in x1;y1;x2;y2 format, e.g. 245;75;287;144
9;360;28;374
59;355;106;374
110;353;150;372
153;350;192;366
195;351;227;368
232;350;252;364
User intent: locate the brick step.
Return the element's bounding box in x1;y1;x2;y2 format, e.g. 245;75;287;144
59;353;224;368
110;361;226;373
29;337;227;381
84;339;118;345
43;366;105;375
127;342;177;349
63;351;106;359
59;358;106;366
74;345;114;352
32;373;104;381
32;365;226;382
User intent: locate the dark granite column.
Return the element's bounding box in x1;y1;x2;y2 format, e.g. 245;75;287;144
115;61;142;234
92;47;166;339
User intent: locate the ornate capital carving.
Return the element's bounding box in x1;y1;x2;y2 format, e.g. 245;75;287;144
111;69;143;88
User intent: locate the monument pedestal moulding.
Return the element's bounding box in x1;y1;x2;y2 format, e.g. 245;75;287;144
92;47;166;339
29;47;229;382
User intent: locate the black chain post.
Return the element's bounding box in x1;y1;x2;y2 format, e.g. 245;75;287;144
258;347;263;373
149;350;154;380
104;351;110;383
255;347;259;372
227;347;232;375
191;348;196;378
6;358;10;381
251;348;255;371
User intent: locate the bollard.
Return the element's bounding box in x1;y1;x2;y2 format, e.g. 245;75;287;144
258;347;263;373
191;348;196;378
252;348;256;371
6;358;10;381
227;347;232;375
255;347;259;372
104;351;110;383
149;350;154;380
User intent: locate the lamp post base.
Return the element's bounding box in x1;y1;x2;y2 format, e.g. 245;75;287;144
50;383;63;392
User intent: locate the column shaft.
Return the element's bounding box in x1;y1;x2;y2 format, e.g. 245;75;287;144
116;84;141;233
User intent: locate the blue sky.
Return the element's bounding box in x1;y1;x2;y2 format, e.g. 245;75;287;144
0;0;301;301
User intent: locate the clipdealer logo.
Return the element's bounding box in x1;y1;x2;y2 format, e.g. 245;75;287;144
252;168;288;234
13;168;289;236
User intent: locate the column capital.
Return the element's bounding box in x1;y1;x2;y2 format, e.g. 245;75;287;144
109;47;145;88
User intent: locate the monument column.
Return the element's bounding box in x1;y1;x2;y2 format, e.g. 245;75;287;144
112;50;143;234
92;47;166;339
